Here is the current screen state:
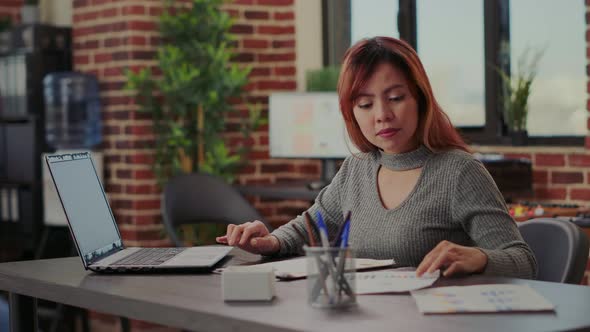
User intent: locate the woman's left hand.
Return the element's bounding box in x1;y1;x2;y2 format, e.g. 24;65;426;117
416;240;488;277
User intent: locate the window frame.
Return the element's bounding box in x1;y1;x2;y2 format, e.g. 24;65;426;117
322;0;585;146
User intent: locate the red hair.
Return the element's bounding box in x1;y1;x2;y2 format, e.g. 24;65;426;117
337;36;470;153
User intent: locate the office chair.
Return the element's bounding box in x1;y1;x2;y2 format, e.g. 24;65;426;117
162;172;272;247
120;173;273;332
518;218;589;284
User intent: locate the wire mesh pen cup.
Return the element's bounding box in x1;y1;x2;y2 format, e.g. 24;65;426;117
304;245;356;309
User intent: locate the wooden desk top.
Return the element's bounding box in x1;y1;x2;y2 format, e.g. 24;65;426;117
1;249;589;332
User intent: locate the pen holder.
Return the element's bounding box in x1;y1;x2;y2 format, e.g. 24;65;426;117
304;245;356;309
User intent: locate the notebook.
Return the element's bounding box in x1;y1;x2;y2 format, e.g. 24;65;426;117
45;152;232;273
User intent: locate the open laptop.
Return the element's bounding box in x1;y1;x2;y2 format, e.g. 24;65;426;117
45;152;232;273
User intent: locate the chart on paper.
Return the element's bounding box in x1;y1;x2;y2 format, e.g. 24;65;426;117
350;270;439;294
411;284;555;314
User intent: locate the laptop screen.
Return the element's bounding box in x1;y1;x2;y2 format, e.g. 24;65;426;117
46;153;122;265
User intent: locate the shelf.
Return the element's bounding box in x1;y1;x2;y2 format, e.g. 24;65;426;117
0;179;33;187
0;115;36;123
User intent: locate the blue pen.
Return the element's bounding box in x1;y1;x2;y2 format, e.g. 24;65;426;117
336;218;352;300
316;211;339;303
315;211;330;248
339;220;350;249
334;211;351;247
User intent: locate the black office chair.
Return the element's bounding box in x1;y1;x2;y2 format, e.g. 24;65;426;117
162;172;272;247
518;218;589;284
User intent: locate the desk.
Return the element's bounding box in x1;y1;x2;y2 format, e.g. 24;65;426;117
236;183;320;201
2;250;590;332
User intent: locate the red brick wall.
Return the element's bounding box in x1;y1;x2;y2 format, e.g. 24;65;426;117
224;0;319;228
474;146;590;205
0;0;22;23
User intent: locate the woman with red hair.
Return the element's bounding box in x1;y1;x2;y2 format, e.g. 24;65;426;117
218;37;537;279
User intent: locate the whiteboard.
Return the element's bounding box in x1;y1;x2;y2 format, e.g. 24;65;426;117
269;92;357;159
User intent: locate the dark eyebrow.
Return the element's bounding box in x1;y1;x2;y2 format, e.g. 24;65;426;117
356;84;405;98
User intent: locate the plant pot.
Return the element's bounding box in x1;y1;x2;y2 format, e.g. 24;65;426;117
21;5;40;24
510;130;528;146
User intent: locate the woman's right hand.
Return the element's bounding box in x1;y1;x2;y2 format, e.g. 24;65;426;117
215;220;280;255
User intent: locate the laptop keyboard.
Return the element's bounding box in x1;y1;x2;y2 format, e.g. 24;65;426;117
111;248;186;266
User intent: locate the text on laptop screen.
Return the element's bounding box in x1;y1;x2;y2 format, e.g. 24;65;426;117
47;153;121;260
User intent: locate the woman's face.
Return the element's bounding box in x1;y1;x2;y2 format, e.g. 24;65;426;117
352;62;419;154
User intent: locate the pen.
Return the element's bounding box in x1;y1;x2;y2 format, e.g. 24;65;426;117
339;218;351;249
303;212;318;247
332;211;351;247
315;211;330;248
336;219;354;299
304;212;330;301
315;211;339;303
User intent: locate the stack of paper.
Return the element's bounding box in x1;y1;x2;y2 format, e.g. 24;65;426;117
216;257;393;280
411;284;555;314
261;257;393;280
352;270;440;294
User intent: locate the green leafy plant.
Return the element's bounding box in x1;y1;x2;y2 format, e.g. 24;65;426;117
496;48;544;133
125;0;265;186
306;66;340;92
126;0;266;245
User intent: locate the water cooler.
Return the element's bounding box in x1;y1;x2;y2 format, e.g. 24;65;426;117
41;72;103;242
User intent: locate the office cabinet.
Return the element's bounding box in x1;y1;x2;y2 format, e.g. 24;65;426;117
0;24;71;256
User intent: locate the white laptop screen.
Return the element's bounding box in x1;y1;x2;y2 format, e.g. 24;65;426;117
46;153;122;265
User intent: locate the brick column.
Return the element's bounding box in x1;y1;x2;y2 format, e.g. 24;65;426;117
73;0;169;250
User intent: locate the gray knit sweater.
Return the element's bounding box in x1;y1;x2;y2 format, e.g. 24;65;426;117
272;146;537;279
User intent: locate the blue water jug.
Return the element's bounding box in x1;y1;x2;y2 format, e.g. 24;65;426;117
44;72;102;149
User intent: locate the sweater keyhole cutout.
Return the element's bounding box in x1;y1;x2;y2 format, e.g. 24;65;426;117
376;166;422;210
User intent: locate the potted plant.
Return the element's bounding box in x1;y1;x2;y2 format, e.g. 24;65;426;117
21;0;40;24
497;48;544;146
126;0;263;185
125;0;264;244
306;66;340;92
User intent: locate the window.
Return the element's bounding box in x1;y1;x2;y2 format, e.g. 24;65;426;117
322;0;585;146
351;0;399;44
417;0;485;127
510;0;586;137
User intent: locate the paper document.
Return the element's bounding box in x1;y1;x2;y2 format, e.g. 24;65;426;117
350;270;439;294
411;284;555;314
243;257;393;280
